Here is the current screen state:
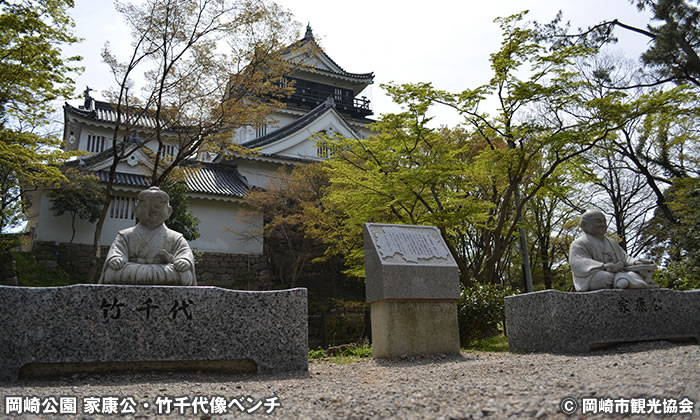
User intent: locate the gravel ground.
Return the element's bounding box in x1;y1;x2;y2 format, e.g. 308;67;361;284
1;340;698;419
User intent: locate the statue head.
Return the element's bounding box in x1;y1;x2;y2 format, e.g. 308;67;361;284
134;187;172;229
580;209;607;238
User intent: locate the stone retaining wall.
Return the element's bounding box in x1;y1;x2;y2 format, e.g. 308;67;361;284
30;241;269;287
196;251;269;288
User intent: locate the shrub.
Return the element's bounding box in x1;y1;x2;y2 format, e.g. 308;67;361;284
654;262;700;291
13;251;74;287
458;282;517;347
308;348;328;360
0;233;23;253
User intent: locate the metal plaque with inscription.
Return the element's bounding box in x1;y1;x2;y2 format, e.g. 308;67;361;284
363;223;459;302
367;224;454;265
372;225;451;264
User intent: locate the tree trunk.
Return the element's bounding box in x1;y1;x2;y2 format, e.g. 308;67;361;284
88;185;114;283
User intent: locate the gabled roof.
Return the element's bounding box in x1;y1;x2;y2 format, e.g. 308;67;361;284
93;162;249;198
283;25;374;84
64;91;162;129
64;139;144;169
96;171;151;188
241;97;360;149
67;138;249;199
181;162;249;197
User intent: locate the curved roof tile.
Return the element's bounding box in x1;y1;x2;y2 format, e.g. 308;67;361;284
95;162;249;198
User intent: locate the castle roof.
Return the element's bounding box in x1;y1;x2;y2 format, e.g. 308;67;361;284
241;97;359;149
64;89;165;130
282;25;374;89
92;162;249;198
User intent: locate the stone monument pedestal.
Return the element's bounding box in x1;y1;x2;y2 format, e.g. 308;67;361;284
505;288;699;354
370;300;459;358
364;223;460;358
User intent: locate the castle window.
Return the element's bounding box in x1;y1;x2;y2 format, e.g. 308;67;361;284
256;124;267;138
316;141;335;159
109;195;135;220
160;144;176;161
87;135;105;153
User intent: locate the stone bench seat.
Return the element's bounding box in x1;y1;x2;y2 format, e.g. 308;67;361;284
505;289;699;354
0;285;307;382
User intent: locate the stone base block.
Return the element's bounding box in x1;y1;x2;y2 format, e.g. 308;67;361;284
505;289;699;354
371;299;460;358
0;285;308;382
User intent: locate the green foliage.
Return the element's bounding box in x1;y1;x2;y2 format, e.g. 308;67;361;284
13;251;75;287
458;283;518;347
463;334;510;352
536;1;700;88
0;0;81;232
308;340;372;364
161;181;200;241
48;169;104;243
191;248;204;266
0;233;23;253
636;0;700;88
308;348;328;360
245;164;331;288
344;341;373;358
0;0;80;120
319;108;482;281
310;12;628;288
648;177;700;289
655;264;700;290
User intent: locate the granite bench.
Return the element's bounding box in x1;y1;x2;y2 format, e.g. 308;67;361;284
505;288;699;354
0;285;308;382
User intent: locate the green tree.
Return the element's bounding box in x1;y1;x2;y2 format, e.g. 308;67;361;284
0;0;81;232
633;0;700;87
429;12;634;287
316;99;486;283
48;169;104;245
87;0;298;281
541;13;700;288
574;53;699;245
539;0;700;88
525;182;583;290
161;180;199;241
647;177;700;289
310;12;680;292
245;164;333;289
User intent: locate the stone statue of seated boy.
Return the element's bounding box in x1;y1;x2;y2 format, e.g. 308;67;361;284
569;209;657;292
99;186;197;286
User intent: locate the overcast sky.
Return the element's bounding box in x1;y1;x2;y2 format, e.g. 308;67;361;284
63;0;654;127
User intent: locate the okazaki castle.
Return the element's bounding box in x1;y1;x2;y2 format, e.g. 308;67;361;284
24;26;375;284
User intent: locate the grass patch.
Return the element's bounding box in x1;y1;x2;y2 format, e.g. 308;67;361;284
463;334;510;352
13;251;76;287
308;348;329;359
308;340;372;364
309;335;510;363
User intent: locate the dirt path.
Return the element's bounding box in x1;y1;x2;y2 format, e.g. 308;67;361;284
2;341;698;419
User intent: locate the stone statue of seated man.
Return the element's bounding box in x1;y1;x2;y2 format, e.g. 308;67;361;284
569;209;657;292
99;186;197;286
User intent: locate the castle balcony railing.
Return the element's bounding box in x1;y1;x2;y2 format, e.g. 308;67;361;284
286;85;372;118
